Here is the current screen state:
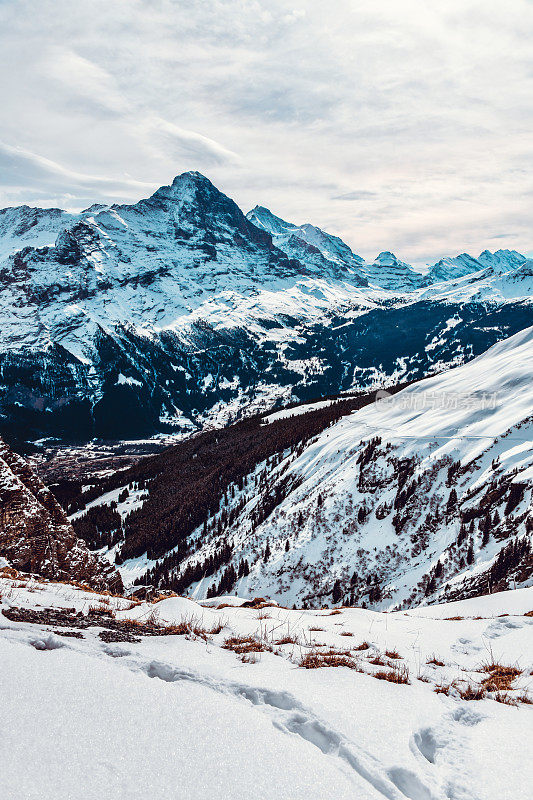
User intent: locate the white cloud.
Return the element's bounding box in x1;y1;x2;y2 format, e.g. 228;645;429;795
142;117;239;167
0;0;531;261
0;141;156;201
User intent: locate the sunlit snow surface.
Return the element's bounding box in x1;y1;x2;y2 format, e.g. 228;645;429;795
0;575;532;800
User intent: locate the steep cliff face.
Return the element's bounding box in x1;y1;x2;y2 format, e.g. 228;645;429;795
0;438;123;592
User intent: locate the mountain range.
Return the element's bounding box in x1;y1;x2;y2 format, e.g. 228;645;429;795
0;171;532;443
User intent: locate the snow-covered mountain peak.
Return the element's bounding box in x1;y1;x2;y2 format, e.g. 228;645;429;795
418;253;533;304
360;251;426;291
373;250;402;265
246;205;295;236
149;170;217;202
246;205;367;283
426;252;481;283
478;248;526;273
0;171;531;441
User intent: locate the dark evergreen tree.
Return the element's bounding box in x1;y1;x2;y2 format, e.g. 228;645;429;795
263;540;271;562
332;579;342;605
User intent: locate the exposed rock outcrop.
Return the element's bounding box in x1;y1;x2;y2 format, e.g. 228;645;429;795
0;438;123;592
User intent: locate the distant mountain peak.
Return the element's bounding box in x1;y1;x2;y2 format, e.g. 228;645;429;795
246;205;366;282
374;251;402;265
360;251;426;291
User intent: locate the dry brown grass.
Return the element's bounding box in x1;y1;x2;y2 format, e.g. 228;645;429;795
308;626;324;631
481;663;522;692
151;592;179;604
353;641;370;651
240;652;258;664
374;664;410;684
369;655;387;666
427;655;445;667
328;609;342;616
434;683;451;695
444;616;464;621
66;579;126;597
494;691;518;706
340;631;354;637
385;649;401;659
274;635;298;645
524;610;533;617
223;635;272;655
457;684;485;701
207;621;225;635
0;566;18;579
299;648;357;670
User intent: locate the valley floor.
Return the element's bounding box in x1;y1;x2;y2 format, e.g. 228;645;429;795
1;573;532;800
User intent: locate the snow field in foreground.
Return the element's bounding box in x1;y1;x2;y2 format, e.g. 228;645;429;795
0;574;532;800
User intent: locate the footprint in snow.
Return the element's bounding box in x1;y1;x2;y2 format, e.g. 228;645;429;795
483;617;524;639
451;637;483;655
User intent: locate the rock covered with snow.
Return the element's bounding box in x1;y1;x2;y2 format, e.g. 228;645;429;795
0;173;531;442
247;205;368;283
359;250;427;291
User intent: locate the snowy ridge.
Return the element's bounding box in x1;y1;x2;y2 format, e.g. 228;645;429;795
359;251;427;291
247;205;368;283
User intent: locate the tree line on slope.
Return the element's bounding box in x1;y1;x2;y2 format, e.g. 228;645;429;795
69;384;411;574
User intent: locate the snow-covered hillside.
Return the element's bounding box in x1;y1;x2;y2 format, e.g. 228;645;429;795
418;257;533;304
426;249;526;284
131;326;532;609
1;572;532;799
0;205;74;262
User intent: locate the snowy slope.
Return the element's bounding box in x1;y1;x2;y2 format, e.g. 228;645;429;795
247;207;428;291
0;205;75;262
1;573;532;800
0;172;317;352
157;327;533;608
426;249;526;283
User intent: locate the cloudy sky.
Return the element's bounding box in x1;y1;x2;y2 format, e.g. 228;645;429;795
1;0;532;264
